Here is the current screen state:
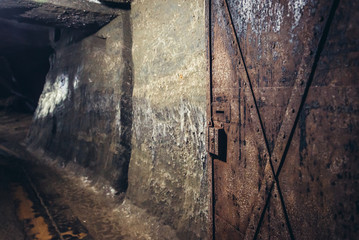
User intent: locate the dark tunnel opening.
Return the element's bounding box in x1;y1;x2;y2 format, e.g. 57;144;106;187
0;46;53;112
0;19;53;113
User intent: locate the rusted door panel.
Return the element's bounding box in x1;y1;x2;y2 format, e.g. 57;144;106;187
210;0;358;239
279;2;359;238
256;184;291;240
279;87;359;239
253;88;293;152
211;0;268;236
226;0;335;158
211;0;241;235
215;214;245;240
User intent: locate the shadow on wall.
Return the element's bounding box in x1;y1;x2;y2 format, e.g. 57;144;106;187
116;11;134;192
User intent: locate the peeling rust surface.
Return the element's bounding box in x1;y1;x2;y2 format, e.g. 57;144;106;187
209;0;359;239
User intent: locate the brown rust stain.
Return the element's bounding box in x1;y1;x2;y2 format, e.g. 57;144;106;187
11;184;52;240
11;184;89;240
61;229;87;239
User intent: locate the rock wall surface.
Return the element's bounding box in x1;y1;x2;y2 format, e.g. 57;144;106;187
27;11;133;193
28;0;209;238
127;0;208;239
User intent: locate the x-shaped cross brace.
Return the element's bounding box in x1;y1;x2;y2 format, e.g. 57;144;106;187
218;0;340;239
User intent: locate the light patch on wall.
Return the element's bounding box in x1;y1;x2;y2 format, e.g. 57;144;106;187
74;75;80;89
230;0;308;37
288;0;308;30
115;103;121;136
273;3;284;33
35;73;69;119
73;66;83;90
87;0;101;4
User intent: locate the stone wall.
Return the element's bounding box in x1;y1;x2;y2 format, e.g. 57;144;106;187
27;11;133;193
27;1;209;238
127;0;208;239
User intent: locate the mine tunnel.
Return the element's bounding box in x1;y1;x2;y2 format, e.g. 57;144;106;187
0;0;358;240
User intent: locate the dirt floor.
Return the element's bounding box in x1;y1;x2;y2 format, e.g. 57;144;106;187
0;111;178;240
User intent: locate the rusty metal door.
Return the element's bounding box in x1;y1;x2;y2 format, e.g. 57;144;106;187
208;0;359;239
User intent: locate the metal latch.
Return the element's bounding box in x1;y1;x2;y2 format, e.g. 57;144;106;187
208;126;227;161
212;102;231;123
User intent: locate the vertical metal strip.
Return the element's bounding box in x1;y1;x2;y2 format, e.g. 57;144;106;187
207;0;215;239
208;0;214;126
